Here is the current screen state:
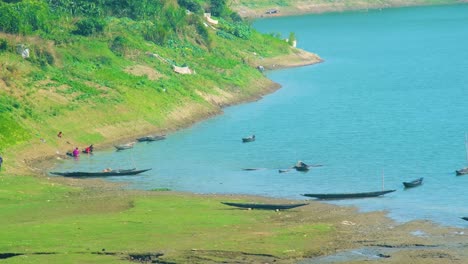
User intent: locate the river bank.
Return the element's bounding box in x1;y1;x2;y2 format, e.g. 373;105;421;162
3;5;468;262
8;48;321;176
232;0;467;19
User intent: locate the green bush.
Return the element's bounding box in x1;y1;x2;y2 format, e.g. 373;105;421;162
0;1;51;34
72;18;106;36
219;18;251;40
143;24;170;46
0;38;8;52
178;0;203;14
33;48;55;67
110;36;128;56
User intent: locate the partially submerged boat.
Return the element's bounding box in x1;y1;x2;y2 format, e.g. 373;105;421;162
221;202;308;210
302;190;396;200
50;168;151;178
462;217;468;221
403;177;423;188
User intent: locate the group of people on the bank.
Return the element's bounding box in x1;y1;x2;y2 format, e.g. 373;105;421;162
68;144;94;157
58;131;94;158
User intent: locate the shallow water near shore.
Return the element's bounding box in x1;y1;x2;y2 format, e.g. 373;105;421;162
54;5;468;227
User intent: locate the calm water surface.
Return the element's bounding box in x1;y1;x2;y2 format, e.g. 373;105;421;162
55;5;468;227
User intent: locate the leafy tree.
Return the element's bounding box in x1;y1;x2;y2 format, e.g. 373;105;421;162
0;0;51;34
178;0;202;14
210;0;226;17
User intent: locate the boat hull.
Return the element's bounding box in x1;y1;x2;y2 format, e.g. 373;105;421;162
403;177;423;188
50;168;151;177
302;190;396;200
136;135;166;142
115;145;134;150
221;202;308;210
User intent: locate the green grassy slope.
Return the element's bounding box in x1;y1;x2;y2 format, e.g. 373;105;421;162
0;0;295;160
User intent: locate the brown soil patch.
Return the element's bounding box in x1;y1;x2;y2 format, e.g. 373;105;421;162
195;88;235;106
124;65;164;80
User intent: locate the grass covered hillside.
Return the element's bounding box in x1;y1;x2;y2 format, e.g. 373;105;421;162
0;0;316;167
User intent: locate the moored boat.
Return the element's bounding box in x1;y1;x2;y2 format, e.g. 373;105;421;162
456;167;468;176
115;142;135;150
50;168;151;177
136;135;166;142
221;202;308;210
242;135;255;143
403;177;423;188
293;161;310;171
302;190;396;200
462;217;468;221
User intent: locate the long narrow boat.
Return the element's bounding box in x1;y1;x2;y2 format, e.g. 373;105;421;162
136;135;166;142
49;168;152;177
302;190;396;200
462;217;468;221
403;177;424;188
221;202;308;210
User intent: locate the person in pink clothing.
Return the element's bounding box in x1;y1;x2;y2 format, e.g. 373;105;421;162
72;147;80;157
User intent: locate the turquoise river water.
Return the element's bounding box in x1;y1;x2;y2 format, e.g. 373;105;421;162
54;4;468;227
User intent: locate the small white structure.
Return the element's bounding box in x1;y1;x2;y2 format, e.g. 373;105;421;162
16;44;30;59
22;48;30;59
173;65;194;75
204;13;218;25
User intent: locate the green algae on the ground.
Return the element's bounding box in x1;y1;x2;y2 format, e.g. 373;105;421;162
0;175;333;263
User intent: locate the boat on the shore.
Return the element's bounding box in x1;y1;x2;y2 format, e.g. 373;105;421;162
49;168;151;177
221;202;308;210
115;142;135;150
403;177;423;188
136;135;166;142
242;135;255;143
302;190;396;200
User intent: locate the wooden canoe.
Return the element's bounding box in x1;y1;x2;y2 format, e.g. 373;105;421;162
50;168;151;177
242;135;255;143
221;202;308;210
403;177;423;188
302;190;396;200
